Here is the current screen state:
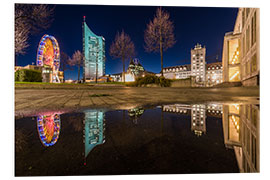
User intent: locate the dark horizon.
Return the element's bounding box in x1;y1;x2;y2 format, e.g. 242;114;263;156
15;4;238;80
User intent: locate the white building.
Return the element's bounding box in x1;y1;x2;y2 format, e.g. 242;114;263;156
191;43;206;83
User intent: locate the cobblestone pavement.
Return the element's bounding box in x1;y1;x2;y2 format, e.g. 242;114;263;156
15;86;259;117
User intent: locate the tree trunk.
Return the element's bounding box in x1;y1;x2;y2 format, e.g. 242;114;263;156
77;63;80;82
160;44;163;77
122;57;125;83
159;27;163;77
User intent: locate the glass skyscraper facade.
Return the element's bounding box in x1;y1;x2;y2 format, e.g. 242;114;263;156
83;21;105;81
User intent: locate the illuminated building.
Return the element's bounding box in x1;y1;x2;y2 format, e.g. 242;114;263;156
206;62;223;86
162;104;190;114
36;34;61;83
162;43;222;87
222;104;259;172
83;109;105;159
83;18;105;82
191;43;206;85
191;104;206;136
15;64;64;83
128;107;145;124
222;8;259;86
163;65;191;79
36;113;61;147
110;58;151;82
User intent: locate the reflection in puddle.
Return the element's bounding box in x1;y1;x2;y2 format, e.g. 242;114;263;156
15;103;259;175
83;110;105;160
37;113;61;147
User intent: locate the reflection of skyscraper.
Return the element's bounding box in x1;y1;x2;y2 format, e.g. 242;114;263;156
37;113;61;147
222;104;259;172
83;109;105;159
191;104;206;136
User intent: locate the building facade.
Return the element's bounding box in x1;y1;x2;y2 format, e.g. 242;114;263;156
15;64;64;83
83;20;105;82
222;8;259;86
110;58;150;82
163;65;191;79
206;62;223;86
191;43;206;84
222;104;259;172
162;43;222;87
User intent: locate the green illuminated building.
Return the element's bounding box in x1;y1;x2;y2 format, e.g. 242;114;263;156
82;18;105;82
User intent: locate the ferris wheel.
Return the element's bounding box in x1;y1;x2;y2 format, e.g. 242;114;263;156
37;113;61;147
36;34;60;83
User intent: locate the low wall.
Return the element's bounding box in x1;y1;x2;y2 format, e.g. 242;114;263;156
171;79;191;87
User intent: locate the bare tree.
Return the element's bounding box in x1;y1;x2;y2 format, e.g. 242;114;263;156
70;50;84;82
109;30;135;82
60;52;72;82
144;7;176;76
15;4;54;57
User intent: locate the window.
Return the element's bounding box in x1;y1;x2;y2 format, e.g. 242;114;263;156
246;61;250;76
252;11;257;45
242;9;245;28
251;53;257;72
246;8;250;19
246;26;250;52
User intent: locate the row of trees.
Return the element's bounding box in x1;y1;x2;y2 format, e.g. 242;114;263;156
110;7;176;82
15;5;175;82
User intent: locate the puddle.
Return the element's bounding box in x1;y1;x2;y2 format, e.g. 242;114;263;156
15;102;259;176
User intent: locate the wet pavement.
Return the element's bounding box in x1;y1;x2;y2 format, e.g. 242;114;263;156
15;86;259;117
15;102;259;176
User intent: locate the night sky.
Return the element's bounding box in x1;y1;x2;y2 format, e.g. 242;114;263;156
16;4;238;80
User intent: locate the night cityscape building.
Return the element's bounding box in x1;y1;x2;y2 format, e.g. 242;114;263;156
222;104;259;172
222;8;259;86
15;64;64;83
110;58;153;82
83;19;106;82
163;43;222;87
162;103;223;136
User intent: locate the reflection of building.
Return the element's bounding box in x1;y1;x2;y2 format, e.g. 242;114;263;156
222;8;259;86
163;103;224;136
83;19;105;82
191;104;206;136
222;104;259;172
128;107;145;124
83;110;105;159
37;114;61;147
163;104;190;114
163;43;222;87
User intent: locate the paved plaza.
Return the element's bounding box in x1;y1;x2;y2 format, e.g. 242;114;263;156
15;86;259;117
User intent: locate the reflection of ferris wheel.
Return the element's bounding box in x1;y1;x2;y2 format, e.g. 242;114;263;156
37;114;61;147
36;34;60;83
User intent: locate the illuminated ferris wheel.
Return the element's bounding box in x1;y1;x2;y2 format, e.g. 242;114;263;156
37;114;61;147
36;34;60;83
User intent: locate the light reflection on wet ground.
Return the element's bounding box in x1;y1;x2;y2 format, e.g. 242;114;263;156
15;102;259;176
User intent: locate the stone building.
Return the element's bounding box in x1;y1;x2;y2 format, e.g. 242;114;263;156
191;43;206;84
163;65;191;79
162;43;222;87
222;8;259;86
206;62;223;86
